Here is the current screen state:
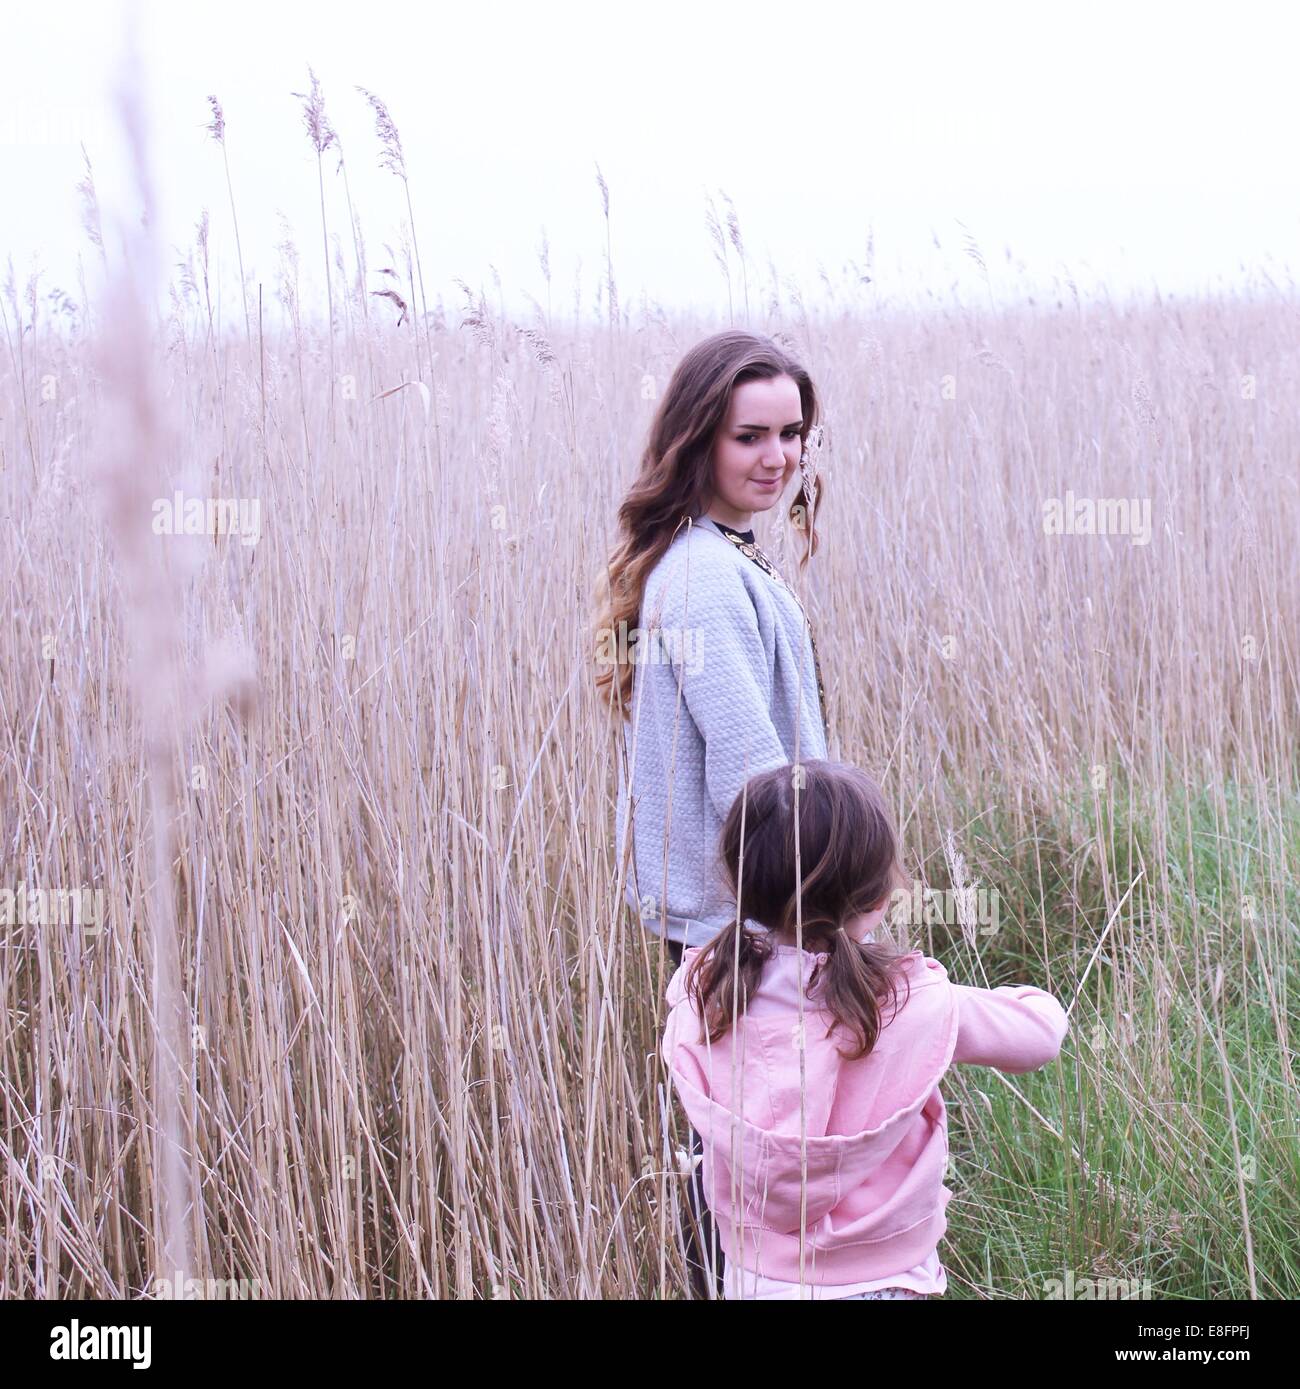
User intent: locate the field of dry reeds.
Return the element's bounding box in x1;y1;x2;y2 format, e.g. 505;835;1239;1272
1;73;1296;1299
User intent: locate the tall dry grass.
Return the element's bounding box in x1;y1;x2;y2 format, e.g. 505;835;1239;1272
0;74;1296;1299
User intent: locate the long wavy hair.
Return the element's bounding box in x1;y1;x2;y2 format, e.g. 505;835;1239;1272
685;760;914;1061
592;330;826;722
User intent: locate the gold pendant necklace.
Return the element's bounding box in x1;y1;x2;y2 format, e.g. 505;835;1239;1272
712;525;830;736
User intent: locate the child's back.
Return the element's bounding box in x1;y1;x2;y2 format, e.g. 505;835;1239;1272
662;930;1069;1294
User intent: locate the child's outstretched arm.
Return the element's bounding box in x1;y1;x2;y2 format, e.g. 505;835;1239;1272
950;982;1069;1074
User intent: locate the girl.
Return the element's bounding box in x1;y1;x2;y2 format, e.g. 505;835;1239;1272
662;759;1070;1300
593;329;831;1298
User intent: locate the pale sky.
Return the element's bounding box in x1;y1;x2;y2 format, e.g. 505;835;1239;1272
4;0;1298;327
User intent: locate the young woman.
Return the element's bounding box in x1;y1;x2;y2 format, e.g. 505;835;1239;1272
593;328;832;1296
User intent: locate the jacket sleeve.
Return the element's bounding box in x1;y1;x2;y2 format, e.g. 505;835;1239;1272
660;1005;678;1069
654;555;793;823
950;983;1069;1074
661;1001;709;1091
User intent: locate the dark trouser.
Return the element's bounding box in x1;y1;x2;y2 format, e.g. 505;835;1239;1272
666;936;726;1299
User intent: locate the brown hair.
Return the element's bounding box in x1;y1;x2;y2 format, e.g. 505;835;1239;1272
686;760;913;1061
591;329;826;722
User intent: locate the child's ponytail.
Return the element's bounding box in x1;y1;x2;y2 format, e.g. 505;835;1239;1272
685;917;772;1043
814;924;911;1060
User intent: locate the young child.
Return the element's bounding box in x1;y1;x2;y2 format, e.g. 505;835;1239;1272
661;759;1069;1300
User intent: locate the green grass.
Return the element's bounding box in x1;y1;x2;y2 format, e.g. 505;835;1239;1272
919;770;1299;1298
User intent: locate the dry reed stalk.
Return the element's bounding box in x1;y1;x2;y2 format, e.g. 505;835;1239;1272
93;23;193;1294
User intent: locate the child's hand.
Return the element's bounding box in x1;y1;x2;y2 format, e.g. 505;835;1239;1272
674;1146;703;1178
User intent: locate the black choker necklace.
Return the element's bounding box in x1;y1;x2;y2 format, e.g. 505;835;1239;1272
712;519;756;544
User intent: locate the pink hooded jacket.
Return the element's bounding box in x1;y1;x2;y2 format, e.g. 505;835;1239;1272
662;930;1070;1285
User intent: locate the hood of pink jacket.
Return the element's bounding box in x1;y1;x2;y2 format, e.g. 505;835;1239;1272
661;934;960;1283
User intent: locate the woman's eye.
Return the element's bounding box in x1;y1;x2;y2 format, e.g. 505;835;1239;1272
738;431;799;444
